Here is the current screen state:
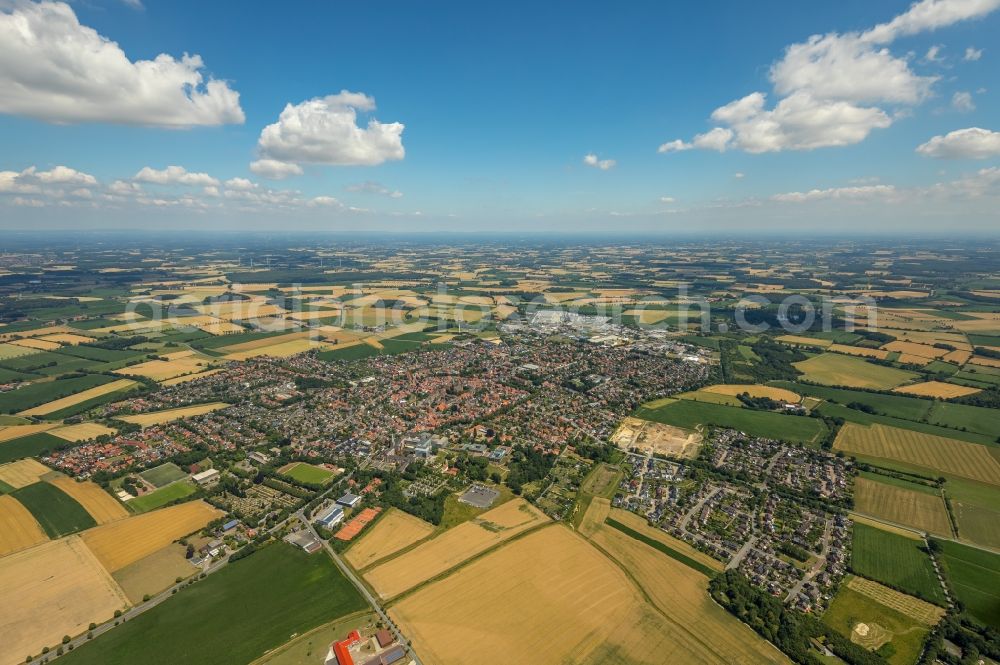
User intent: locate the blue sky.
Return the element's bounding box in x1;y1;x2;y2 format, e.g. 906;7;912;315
0;0;998;232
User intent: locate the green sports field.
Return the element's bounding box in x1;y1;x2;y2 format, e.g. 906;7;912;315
11;481;97;538
129;481;197;513
283;462;336;485
851;523;946;606
59;542;368;665
140;462;189;488
633;398;828;445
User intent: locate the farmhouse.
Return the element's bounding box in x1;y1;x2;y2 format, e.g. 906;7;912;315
337;492;362;508
325;629;362;665
192;468;220;486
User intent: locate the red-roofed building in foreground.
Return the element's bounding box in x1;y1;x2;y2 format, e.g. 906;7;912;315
325;629;362;665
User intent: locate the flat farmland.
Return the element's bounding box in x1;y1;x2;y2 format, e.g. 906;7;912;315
605;507;725;574
851;523;946;605
846;576;945;625
0;432;66;464
894;381;981;399
364;498;548;599
59;543;366;665
119;402;230;427
345;508;435;570
81;500;222;572
793;353;919;389
0;494;48;556
112;543;198;604
0;422;57;443
0;458;53;489
216;331;311;353
116;356;211;381
853;477;952;537
833;423;1000;486
0;374;118;415
18;378;136;417
391;525;785;665
224;338;331;360
822;579;935;665
701;383;801;403
590;522;789;664
952;500;1000;549
633;398;827;445
0;342;37;359
0;537;128;665
12;481;96;538
934;539;1000;628
49;422;117;442
47;476;128;525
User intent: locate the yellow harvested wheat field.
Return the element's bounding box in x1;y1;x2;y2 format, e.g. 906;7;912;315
345;508;435;570
160;368;223;386
118;402;230;427
81;500;222;572
776;335;831;348
112;543;197;604
47;476;128;525
703;383;801;403
0;423;57;443
224;338;331;360
853;478;952;536
116;356;211;381
219;331;311;353
0;458;53;489
391;526;786;665
834;423;1000;486
590;523;789;664
828;344;890;360
882;341;948;359
894;381;981;399
37;333;96;346
49;422;117;442
0;495;47;556
846;577;945;625
9;337;62;351
606;507;725;572
0;537;128;665
18;379;136;417
365;498;548;599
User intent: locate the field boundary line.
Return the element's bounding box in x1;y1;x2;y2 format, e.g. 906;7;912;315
382;521;554;608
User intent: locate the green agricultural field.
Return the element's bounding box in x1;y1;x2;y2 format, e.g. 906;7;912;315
140;462;189;487
926;401;1000;440
12;481;97;538
0;431;67;463
59;542;368;665
817;402;995;446
633;398;828;445
857;470;939;495
822;581;931;665
933;539;1000;628
283;462;336;485
55;345;150;363
851;523;946;605
606;518;718;577
794;353;920;390
0;366;34;384
771;381;933;421
0;373;117;414
317;344;381;362
0;350;67;372
41;382;138;420
129;481;197;513
0;343;39;360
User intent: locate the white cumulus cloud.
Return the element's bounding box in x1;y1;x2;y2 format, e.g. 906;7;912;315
583;153;616;170
964;46;984;60
249;159;304;180
916;127;1000;158
0;1;243;127
346;181;403;198
771;184;897;202
659;0;1000;154
134;166;219;187
952;91;976;111
255;91;404;170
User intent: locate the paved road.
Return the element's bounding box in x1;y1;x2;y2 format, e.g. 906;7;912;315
784;519;832;603
301;517;424;665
